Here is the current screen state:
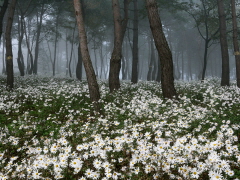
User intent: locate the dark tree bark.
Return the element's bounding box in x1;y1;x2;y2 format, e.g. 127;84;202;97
16;14;25;76
0;0;8;41
231;0;240;88
109;0;130;92
76;43;82;80
156;56;161;82
5;0;17;90
131;0;139;83
73;0;101;114
145;0;177;99
2;33;6;74
217;0;230;86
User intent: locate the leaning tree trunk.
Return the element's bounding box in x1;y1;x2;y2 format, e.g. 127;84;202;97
217;0;230;86
231;0;240;88
145;0;177;99
6;0;17;90
0;0;8;41
73;0;101;114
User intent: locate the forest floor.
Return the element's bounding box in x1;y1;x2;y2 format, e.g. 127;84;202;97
0;76;240;180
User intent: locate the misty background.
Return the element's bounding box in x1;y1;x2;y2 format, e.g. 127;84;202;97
0;0;238;81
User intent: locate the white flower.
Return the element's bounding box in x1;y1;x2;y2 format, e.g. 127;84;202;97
85;169;94;178
93;159;102;170
70;158;83;169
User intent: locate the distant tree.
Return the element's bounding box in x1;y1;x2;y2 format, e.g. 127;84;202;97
231;0;240;88
181;0;220;81
0;0;9;41
6;0;17;90
73;0;101;114
33;1;45;75
217;0;229;86
109;0;130;92
145;0;177;99
16;0;33;76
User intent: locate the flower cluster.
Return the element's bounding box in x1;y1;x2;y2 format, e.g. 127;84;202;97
0;76;239;179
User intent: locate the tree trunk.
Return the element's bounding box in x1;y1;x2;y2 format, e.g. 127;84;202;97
2;33;6;74
33;3;44;75
16;12;25;76
217;0;230;86
131;0;139;83
76;43;82;80
5;0;17;90
145;0;177;99
69;22;77;78
109;0;129;92
147;37;154;81
156;56;161;82
24;18;34;74
52;13;60;76
73;0;101;114
231;0;240;88
0;0;8;41
65;31;69;76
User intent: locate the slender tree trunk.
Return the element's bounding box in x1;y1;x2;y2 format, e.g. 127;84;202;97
0;0;8;41
217;0;230;86
99;45;104;79
109;0;129;92
147;37;154;81
145;0;177;99
121;55;126;80
2;33;6;74
231;0;240;87
131;0;139;83
6;0;17;90
65;31;69;76
73;0;101;114
17;13;25;76
23;19;34;74
52;13;59;76
76;43;82;80
69;22;77;78
181;51;184;80
33;3;44;74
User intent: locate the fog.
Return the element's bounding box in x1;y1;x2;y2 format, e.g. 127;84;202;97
0;0;238;81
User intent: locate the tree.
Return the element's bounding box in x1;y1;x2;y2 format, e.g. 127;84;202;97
16;0;33;76
33;2;45;74
6;0;17;90
231;0;240;88
217;0;229;86
73;0;101;114
145;0;177;99
0;0;9;41
109;0;130;92
181;0;220;81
